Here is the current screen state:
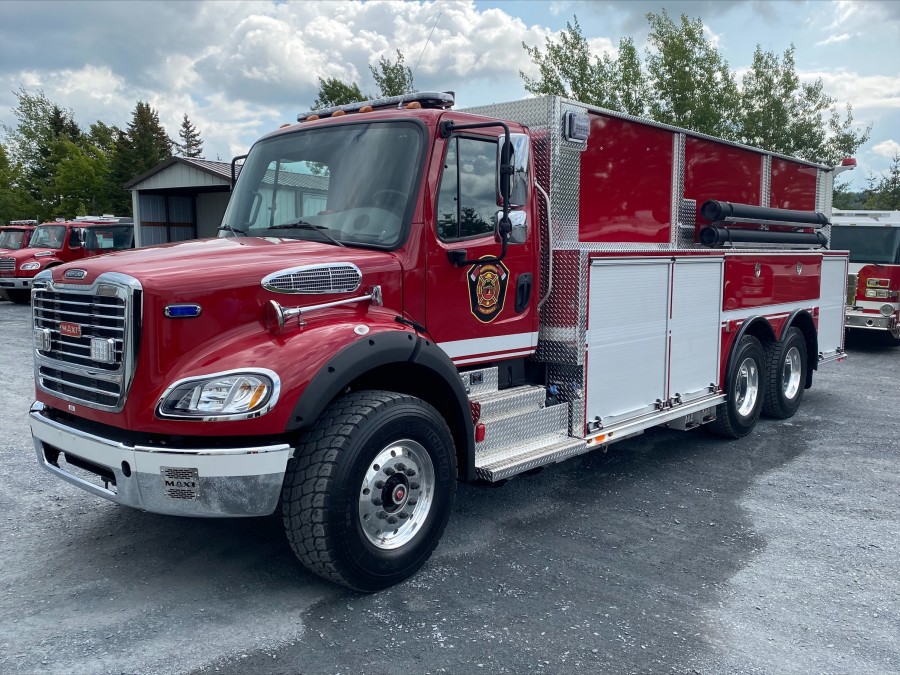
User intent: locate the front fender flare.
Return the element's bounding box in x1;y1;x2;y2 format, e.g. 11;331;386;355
287;330;474;479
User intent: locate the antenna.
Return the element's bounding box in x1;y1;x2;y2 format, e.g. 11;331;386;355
410;11;441;92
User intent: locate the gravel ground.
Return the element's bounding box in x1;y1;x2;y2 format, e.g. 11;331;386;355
0;298;897;674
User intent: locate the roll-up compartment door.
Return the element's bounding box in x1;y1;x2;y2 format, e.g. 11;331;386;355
586;259;670;428
669;258;723;403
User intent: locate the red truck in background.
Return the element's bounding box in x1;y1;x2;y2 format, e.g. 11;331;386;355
28;92;851;591
0;216;133;303
831;210;900;345
0;220;37;253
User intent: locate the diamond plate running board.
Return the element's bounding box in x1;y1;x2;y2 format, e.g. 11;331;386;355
475;435;589;482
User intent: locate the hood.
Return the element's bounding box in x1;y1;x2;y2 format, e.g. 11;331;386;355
0;247;59;262
49;236;401;293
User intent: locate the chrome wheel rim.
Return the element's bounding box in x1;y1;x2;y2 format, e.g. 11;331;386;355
735;356;759;417
358;439;435;550
782;346;802;400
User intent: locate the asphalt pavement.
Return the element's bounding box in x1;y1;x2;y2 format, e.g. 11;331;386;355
0;298;897;674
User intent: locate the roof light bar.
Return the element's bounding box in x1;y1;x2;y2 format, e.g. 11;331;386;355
297;91;455;122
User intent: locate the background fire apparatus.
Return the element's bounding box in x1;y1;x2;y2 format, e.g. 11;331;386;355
831;209;900;344
0;219;37;254
0;216;133;304
28;93;850;591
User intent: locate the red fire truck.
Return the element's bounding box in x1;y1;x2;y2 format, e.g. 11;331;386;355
28;93;850;591
0;216;134;303
831;209;900;344
0;220;37;253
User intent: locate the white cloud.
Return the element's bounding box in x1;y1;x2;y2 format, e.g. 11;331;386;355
816;33;852;46
801;70;900;112
871;139;900;159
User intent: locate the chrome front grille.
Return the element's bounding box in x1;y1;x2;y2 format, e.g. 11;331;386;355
0;257;14;272
261;263;362;294
32;272;142;412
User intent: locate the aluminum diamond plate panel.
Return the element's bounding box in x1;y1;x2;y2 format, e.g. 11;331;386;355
478;402;568;455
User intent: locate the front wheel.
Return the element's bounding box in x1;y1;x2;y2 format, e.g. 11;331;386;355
707;335;765;438
763;327;807;419
5;289;30;304
281;390;457;591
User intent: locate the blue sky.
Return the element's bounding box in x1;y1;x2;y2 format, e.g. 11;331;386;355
0;1;897;190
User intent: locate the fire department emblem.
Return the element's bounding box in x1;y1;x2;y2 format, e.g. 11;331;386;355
467;260;509;323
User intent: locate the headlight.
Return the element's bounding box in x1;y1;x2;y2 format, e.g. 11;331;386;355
19;262;41;271
881;304;895;317
158;369;280;420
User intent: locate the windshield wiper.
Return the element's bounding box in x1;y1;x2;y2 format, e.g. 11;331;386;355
217;223;247;237
269;220;345;247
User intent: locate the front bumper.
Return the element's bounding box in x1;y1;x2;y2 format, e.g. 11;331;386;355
845;310;896;332
0;277;32;289
29;402;292;517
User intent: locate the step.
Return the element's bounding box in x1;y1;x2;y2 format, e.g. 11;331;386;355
479;402;569;454
473;385;547;421
475;435;589;482
459;367;498;396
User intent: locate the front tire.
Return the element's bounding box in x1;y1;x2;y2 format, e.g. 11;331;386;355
5;289;30;304
707;335;765;438
281;390;457;592
762;327;807;419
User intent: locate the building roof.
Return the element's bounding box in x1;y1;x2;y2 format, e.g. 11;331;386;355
124;157;238;190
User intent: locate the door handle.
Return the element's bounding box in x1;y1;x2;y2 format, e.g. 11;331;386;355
515;273;532;313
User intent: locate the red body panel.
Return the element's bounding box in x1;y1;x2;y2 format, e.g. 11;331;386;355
578;114;673;243
723;255;822;310
685;138;762;221
770;158;818;211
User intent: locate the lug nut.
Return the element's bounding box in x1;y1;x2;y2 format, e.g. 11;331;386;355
396;463;406;471
387;516;398;525
398;512;410;520
410;482;420;490
377;511;387;520
405;469;416;476
372;498;383;506
408;498;418;506
383;467;395;476
375;480;385;489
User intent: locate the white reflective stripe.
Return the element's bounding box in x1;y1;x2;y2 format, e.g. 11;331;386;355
722;300;818;321
438;331;539;359
453;349;536;366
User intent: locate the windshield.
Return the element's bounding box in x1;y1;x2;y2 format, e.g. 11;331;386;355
83;225;134;252
221;121;423;248
0;229;27;250
830;226;900;264
29;225;66;249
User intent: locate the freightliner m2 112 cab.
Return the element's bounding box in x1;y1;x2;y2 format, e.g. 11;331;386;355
29;92;851;590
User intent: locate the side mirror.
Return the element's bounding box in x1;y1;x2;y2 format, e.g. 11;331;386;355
497;133;530;208
495;210;527;244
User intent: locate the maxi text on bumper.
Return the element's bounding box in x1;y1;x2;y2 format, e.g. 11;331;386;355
29;402;292;517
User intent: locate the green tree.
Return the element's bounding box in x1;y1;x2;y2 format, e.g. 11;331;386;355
371;49;416;97
645;10;740;139
740;45;870;164
0;142;38;224
2;87;82;214
51;138;112;217
108;101;173;215
864;154;900;210
521;18;649;115
312;77;369;109
175;112;204;158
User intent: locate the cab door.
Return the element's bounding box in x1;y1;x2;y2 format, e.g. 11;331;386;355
424;124;539;367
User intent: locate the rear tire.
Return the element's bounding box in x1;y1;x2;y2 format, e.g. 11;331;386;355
5;289;30;304
281;390;457;592
762;327;807;419
707;335;765;439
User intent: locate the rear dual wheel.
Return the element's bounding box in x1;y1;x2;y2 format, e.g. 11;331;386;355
762;327;807;420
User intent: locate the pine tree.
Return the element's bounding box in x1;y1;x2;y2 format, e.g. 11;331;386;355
176;113;204;158
108;101;173;215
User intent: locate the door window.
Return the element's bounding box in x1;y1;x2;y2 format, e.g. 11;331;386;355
436;137;498;241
